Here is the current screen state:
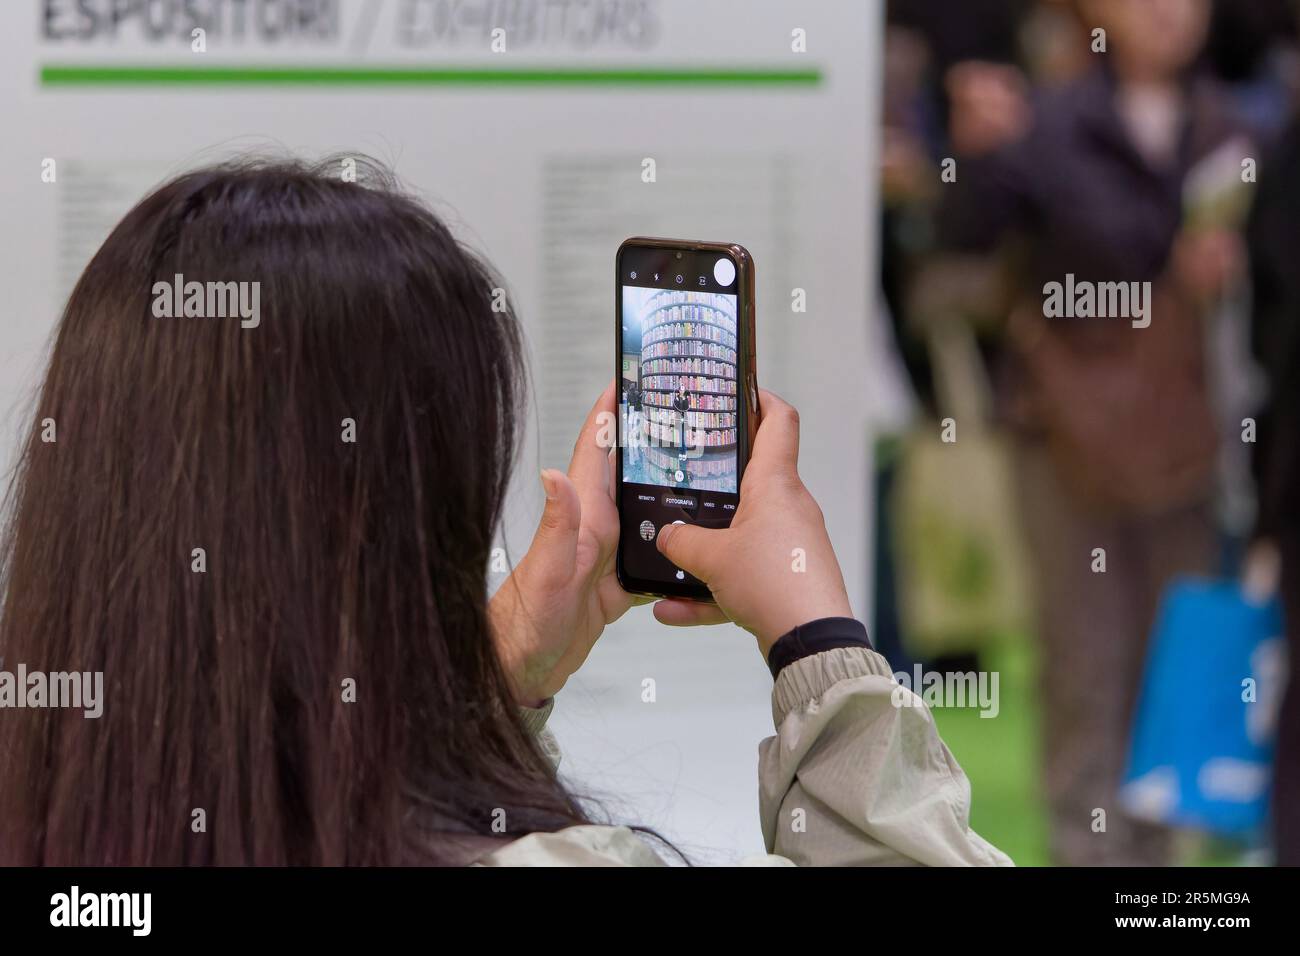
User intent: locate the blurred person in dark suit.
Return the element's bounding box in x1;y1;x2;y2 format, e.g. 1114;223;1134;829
1246;113;1300;866
1203;0;1298;137
939;0;1252;865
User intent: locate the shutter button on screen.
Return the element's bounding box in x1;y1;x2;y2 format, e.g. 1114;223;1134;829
671;521;686;580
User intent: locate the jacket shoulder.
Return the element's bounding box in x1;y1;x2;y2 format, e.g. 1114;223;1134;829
473;825;668;867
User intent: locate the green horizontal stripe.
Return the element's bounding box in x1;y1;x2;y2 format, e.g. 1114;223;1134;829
41;64;822;88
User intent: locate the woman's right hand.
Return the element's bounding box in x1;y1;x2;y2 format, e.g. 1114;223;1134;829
652;390;854;659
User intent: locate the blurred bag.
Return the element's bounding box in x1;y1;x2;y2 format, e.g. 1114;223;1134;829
1121;577;1286;835
891;317;1031;658
1011;285;1219;517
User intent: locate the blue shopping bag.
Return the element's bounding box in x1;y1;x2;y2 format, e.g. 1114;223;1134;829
1120;576;1286;836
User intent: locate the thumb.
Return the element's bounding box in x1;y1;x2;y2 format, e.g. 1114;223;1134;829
655;522;722;583
525;469;581;586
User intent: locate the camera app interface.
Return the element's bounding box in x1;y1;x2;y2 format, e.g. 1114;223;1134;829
618;247;743;589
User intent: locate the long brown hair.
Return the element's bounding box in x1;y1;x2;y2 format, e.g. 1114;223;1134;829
0;158;588;864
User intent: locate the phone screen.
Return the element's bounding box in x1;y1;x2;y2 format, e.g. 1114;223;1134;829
615;241;753;598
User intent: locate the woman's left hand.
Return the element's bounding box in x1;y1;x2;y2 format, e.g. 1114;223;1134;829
490;381;647;706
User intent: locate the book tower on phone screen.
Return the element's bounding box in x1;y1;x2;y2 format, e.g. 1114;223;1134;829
637;289;739;492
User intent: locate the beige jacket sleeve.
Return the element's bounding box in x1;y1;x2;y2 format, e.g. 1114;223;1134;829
480;646;1011;866
758;645;1011;866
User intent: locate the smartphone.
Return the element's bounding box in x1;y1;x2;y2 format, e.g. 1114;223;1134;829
615;237;758;600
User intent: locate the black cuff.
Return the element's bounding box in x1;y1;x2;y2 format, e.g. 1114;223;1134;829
766;617;872;679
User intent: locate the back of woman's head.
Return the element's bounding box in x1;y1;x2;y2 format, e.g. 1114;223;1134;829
0;158;584;864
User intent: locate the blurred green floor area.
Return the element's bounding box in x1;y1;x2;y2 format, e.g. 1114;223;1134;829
928;638;1260;867
929;637;1051;866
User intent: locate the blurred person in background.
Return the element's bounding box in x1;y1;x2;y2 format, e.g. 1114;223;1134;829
1203;0;1299;137
1246;99;1300;867
880;1;1095;423
937;0;1252;865
874;2;1051;673
881;0;1042;410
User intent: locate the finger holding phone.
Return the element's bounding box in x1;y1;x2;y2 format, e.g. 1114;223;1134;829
653;389;854;658
490;381;650;707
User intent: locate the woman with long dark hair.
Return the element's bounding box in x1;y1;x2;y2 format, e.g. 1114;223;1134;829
0;159;1007;866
